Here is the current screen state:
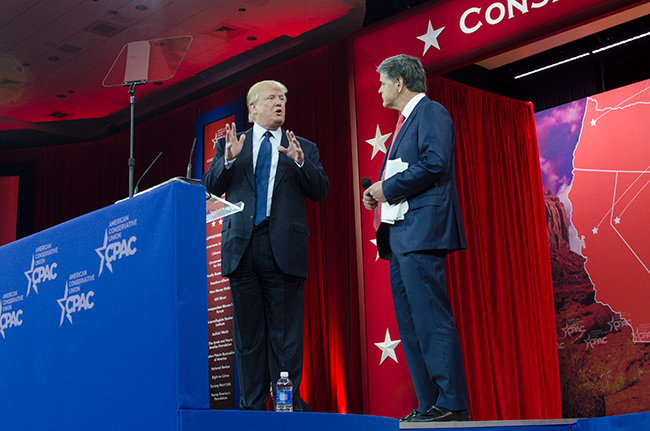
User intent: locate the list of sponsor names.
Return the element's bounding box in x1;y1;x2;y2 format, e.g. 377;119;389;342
207;223;236;408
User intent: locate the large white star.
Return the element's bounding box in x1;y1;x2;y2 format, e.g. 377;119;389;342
375;328;401;365
366;125;392;160
417;21;445;56
57;282;73;326
24;254;37;296
95;230;109;276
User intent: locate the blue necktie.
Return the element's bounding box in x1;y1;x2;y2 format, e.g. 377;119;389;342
254;131;272;225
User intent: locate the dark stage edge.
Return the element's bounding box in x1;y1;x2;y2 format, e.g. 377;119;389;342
179;410;650;431
400;419;575;430
179;410;398;431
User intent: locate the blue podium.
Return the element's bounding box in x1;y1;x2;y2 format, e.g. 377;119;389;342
1;182;209;430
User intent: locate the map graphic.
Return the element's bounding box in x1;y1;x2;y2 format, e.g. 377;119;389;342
537;79;650;343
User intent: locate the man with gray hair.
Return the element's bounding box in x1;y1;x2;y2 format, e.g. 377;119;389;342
203;80;329;411
363;55;469;422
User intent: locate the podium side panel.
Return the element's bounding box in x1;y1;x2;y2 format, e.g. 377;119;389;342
0;182;204;430
173;183;209;409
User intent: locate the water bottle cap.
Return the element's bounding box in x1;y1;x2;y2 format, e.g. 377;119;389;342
280;371;289;378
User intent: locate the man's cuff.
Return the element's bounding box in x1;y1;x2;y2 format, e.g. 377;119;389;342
225;158;236;169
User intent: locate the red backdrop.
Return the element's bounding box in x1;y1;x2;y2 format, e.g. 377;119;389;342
0;175;19;246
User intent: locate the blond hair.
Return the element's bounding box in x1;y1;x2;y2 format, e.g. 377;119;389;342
247;80;288;123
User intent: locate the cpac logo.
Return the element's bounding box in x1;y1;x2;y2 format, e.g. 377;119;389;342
24;255;58;296
95;230;137;276
0;310;23;339
583;333;608;350
57;282;94;326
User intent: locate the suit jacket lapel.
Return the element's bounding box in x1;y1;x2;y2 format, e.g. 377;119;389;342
242;128;255;190
390;97;425;158
273;129;290;191
379;97;427;179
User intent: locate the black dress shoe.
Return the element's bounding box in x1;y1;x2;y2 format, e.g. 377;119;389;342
404;406;470;422
399;410;419;422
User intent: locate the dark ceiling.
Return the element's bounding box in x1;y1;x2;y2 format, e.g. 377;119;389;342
2;0;649;150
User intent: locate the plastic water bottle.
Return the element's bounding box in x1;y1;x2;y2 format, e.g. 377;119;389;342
275;371;293;412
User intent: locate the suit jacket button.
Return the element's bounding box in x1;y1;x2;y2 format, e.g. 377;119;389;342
250;215;253;220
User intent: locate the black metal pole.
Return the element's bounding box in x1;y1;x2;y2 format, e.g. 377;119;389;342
124;80;146;198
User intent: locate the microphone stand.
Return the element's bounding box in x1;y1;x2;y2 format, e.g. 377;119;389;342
123;79;147;198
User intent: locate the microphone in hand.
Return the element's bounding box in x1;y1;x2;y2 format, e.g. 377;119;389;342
361;177;371;190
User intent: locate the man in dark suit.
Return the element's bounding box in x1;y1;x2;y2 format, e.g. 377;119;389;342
203;80;329;411
363;55;469;422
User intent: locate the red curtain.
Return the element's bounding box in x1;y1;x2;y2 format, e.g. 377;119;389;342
431;77;562;419
0;175;20;246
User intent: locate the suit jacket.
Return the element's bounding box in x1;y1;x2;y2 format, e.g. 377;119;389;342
203;127;329;279
376;96;466;259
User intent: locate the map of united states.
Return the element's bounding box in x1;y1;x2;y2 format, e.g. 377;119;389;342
569;80;650;342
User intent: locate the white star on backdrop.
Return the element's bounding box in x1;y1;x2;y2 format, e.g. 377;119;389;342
375;328;401;365
590;118;597;127
614;217;621;224
212;132;219;149
366;125;392;160
417;21;445;56
592;227;599;234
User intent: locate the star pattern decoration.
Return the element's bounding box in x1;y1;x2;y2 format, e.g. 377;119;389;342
369;238;379;261
561;323;571;338
375;328;401;365
366;125;392;160
212;132;219;149
417;20;445;56
95;230;110;276
24;254;37;296
614;216;621;224
590;118;597;127
56;282;73;326
592;227;599;234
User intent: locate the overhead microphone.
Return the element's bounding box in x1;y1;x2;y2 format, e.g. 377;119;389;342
361;177;372;190
133;152;163;195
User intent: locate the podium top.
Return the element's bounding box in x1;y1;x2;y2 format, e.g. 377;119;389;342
131;177;244;222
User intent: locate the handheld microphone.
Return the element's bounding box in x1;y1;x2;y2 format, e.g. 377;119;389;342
361;177;372;190
186;137;197;178
134;152;162;195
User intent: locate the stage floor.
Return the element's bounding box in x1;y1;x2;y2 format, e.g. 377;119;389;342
180;410;650;431
400;418;575;430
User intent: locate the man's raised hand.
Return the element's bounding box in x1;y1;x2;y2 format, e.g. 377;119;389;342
225;122;245;162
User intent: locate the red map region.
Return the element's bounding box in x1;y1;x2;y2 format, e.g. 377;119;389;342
569;80;650;342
